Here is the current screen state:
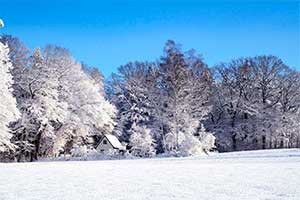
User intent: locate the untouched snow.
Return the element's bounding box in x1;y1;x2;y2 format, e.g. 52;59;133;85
0;149;300;200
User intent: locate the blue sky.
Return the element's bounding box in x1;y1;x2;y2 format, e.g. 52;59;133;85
1;0;299;77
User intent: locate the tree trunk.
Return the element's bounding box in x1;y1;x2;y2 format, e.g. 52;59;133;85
33;131;42;161
262;135;266;149
232;132;237;151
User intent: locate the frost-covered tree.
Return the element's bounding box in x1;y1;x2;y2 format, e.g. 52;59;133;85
129;123;156;157
0;42;20;156
48;46;116;156
158;41;214;155
187;50;213;122
11;45;116;161
108;41;216;156
158;40;191;152
59;62;116;152
209;56;300;152
249;56;300;149
109;62;158;143
12;47;67;161
1;35;298;161
209;58;259;151
82;63;105;95
272;68;300;148
0;35;30;100
198;125;216;153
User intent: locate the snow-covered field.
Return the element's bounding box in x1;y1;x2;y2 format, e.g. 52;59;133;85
0;149;300;200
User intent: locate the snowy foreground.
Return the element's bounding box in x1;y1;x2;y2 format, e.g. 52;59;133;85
1;149;300;200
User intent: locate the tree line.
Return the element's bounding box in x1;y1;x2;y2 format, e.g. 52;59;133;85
0;36;299;162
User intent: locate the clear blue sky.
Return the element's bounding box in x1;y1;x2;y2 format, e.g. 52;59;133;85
1;0;299;77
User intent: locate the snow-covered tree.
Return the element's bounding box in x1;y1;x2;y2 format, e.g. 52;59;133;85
109;41;216;156
109;62;158;143
0;35;30;101
198;125;216;153
0;42;19;155
129;123;156;157
209;56;300;152
209;58;259;151
1;35;298;160
158;41;214;155
158;40;191;152
48;46;116;156
11;45;115;161
12;47;67;161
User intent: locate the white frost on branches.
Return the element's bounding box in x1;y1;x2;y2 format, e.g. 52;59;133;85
0;42;19;152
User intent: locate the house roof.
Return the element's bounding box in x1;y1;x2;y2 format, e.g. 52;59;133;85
99;134;125;150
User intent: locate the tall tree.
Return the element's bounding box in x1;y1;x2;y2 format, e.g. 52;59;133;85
12;47;67;161
0;42;20;158
0;35;30;100
50;46;116;156
158;41;214;155
12;45;116;161
209;56;300;151
109;62;157;144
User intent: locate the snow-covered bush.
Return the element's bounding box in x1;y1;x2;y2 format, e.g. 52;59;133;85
198;125;216;153
177;132;203;156
129;123;156;157
164;130;215;157
71;145;88;158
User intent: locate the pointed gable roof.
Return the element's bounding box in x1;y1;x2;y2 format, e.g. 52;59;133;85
98;134;125;150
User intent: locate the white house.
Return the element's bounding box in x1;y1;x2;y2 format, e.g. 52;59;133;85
96;134;125;154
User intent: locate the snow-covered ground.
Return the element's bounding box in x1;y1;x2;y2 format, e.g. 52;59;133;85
0;149;300;200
